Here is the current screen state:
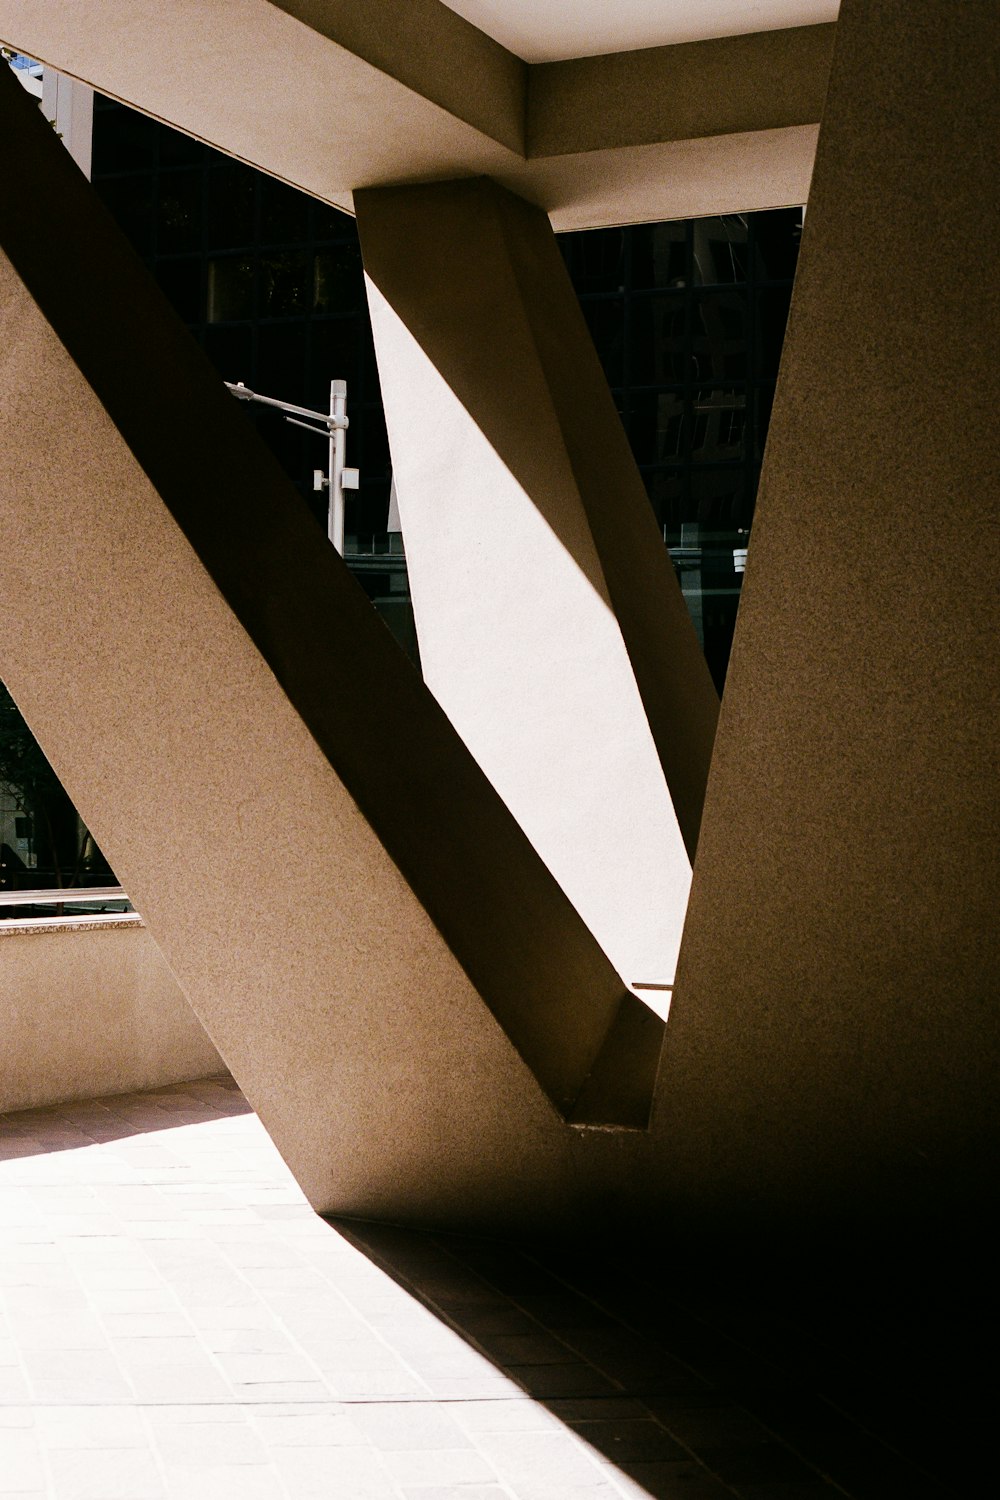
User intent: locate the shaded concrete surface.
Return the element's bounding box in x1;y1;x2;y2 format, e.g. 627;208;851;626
1;1079;988;1499
0;919;219;1113
0;1;824;228
656;0;1000;1252
0;51;662;1226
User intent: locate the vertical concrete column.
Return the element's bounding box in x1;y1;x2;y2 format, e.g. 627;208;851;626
656;0;1000;1247
356;180;718;993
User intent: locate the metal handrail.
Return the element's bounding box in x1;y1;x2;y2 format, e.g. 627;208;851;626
0;885;129;908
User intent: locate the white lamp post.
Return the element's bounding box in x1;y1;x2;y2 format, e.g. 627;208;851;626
225;378;359;554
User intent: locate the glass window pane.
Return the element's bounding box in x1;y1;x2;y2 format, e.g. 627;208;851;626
259;251;311;318
94;175;155;257
310;318;362;392
630;390;686;465
642;468;686;537
751;207;803;281
559;227;625;293
690;387;747;464
207;257;255;322
91;102;156;173
630;294;687;384
313;244;364;314
206;162;257;248
755;287;793;378
260;177;309;243
630;221;688;289
692;215;749;285
581;298;625;386
690;465;753;530
692;290;749;380
156;170;202;253
203;323;254;381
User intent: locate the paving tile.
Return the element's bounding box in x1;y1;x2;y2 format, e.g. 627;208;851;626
400;1488;510;1500
249;1403;367;1448
21;1347;133;1402
381;1448;497;1487
44;1448;166;1499
0;1429;45;1491
503;1362;622;1399
614;1461;738;1499
569;1418;688;1465
6;1310;109;1352
270;1443;400;1497
473;1427;612;1487
0;1367;31;1402
350;1402;473;1451
5;1078;955;1500
34;1405;147;1449
147;1413;268;1467
452;1398;564;1434
476;1332;574;1366
695;1442;822;1486
157;1464;287;1500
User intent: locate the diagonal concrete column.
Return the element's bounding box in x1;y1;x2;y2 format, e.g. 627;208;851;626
356;179;718;995
0;64;665;1231
654;0;1000;1254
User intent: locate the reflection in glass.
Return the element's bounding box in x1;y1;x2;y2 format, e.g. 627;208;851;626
207;257;255;322
692;215;748;285
631;294;687;385
260;251;311;318
631;221;687;289
581;298;625;386
691;388;746;464
692;291;749;381
207;161;257;247
156;170;202;253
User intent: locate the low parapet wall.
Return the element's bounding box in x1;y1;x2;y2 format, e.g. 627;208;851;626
0;915;222;1113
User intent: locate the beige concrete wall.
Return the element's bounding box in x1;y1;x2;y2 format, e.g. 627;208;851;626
0;917;221;1113
357;179;717;992
653;0;1000;1251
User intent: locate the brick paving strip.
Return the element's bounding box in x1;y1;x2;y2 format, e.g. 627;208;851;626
0;1078;965;1499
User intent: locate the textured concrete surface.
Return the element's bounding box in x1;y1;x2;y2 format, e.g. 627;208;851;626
0;0;825;227
1;1077;981;1500
0;919;220;1113
0;0;995;1264
527;23;834;155
358;178;717;990
0;58;661;1229
656;0;1000;1247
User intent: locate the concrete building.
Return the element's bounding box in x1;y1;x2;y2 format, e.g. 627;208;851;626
0;0;996;1291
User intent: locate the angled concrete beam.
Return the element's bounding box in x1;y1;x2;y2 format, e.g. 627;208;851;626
527;25;834;157
0;60;662;1220
356;177;718;990
655;0;1000;1251
0;0;831;226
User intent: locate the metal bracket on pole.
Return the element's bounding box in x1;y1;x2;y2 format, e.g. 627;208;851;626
224;379;357;556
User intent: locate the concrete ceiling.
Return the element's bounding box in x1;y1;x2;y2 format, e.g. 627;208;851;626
0;0;833;230
440;0;840;62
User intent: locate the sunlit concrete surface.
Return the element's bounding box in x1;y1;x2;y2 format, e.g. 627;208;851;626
0;1079;980;1499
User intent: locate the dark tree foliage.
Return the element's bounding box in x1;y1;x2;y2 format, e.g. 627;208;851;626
0;682;108;888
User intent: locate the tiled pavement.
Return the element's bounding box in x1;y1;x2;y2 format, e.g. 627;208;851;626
0;1078;986;1499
